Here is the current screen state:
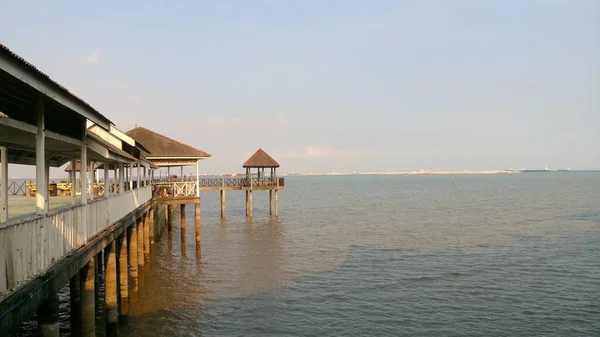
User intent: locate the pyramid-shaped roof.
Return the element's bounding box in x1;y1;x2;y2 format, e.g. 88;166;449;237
243;148;280;168
125;127;211;159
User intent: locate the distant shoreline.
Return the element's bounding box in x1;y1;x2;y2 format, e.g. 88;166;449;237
282;170;599;177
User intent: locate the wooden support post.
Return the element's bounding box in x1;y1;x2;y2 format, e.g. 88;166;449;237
38;291;59;337
149;207;155;245
80;258;95;337
70;273;82;336
167;205;173;231
137;218;144;270
275;190;279;216
118;233;129;318
248;190;253;217
245;191;249;216
0;146;7;222
269;190;273;215
93;252;104;337
180;204;186;229
128;224;138;302
180;226;187;257
143;211;150;257
195;202;201;259
220;189;226;218
105;240;118;335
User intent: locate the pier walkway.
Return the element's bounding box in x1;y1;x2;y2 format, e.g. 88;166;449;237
0;42;284;336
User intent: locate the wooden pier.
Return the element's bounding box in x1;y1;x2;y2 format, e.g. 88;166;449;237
0;42;285;336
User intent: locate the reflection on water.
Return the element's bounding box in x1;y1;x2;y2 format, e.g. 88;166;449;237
12;173;600;336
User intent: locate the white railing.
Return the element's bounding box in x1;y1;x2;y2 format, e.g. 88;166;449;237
153;181;198;198
0;185;152;295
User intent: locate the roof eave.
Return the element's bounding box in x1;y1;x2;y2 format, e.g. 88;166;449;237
0;46;112;130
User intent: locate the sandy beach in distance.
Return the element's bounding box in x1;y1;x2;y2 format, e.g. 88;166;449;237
290;170;521;176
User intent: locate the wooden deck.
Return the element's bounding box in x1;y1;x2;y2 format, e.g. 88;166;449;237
152;177;285;199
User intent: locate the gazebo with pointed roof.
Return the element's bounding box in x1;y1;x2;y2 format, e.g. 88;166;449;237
243;148;280;182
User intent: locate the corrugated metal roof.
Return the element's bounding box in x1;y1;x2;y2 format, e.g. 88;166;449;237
0;43;112;125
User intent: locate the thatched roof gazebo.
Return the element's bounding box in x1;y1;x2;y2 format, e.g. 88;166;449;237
242;148;280;182
125;126;211;181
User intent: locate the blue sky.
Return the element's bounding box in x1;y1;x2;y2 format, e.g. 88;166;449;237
1;0;598;176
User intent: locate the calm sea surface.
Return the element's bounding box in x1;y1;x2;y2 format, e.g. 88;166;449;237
16;173;600;336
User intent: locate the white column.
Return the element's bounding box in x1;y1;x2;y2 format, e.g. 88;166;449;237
89;161;94;200
104;162;109;197
196;160;200;197
36;96;48;215
71;159;76;204
0;146;8;222
119;163;124;194
81;127;88;241
181;166;184;182
136;163;140;190
128;165;133;191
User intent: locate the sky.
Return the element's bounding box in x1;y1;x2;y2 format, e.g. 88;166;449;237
1;0;599;177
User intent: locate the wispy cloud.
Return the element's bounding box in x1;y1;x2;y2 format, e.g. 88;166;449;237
86;50;101;65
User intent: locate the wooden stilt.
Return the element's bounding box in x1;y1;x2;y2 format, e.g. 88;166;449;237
269;190;273;215
143;212;150;257
220;190;226;218
128;225;138;302
70;273;82;336
105;241;118;335
275;189;279;217
137;218;144;269
180;204;186;229
118;233;129;318
248;190;253;217
38;291;59;337
167;205;173;231
195;202;201;259
80;257;95;337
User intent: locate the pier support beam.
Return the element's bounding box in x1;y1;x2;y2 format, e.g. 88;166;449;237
167;205;173;231
195;202;201;258
248;190;253;217
70;274;81;336
118;233;129;319
149;207;155;245
180;204;186;229
38;291;59;337
269;190;272;215
275;190;279;217
143;212;150;257
105;241;118;335
80;258;96;337
220;190;226;218
137;218;144;270
128;225;138;302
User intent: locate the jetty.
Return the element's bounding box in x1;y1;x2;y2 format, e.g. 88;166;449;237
0;43;284;336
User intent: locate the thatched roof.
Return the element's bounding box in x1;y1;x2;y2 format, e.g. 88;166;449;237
125;127;211;159
243;149;280;168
